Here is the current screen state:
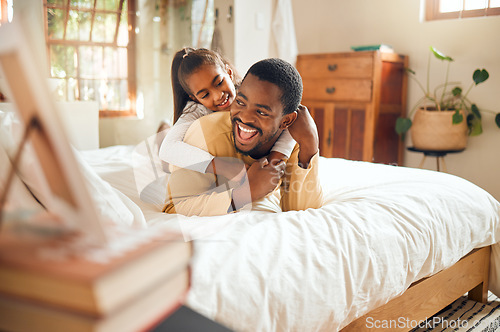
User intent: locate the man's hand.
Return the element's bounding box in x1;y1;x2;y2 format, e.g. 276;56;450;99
246;158;285;201
287;105;319;168
231;158;285;210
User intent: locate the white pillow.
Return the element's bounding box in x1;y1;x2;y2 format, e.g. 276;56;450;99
73;149;146;228
0;109;145;228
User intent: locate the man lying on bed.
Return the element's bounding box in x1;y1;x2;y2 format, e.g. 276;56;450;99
163;58;323;216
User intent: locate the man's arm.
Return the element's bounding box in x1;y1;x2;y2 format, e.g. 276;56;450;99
231;158;285;211
280;105;324;211
286;105;319;168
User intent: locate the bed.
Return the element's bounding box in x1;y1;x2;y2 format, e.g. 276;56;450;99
1;106;499;331
79;140;500;331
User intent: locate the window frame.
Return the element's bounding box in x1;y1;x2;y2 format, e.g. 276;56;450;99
426;0;500;21
0;0;8;25
43;0;137;118
0;0;10;101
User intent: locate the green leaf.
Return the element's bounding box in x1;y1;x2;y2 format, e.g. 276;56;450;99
430;46;453;61
405;68;416;75
452;86;462;97
467;114;483;136
470;104;481;119
452;110;463;124
495;113;500;129
395;117;412;135
473;69;489;85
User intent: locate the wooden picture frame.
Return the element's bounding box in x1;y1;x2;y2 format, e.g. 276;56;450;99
0;20;107;244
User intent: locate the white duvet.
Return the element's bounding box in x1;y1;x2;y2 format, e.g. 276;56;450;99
81;145;500;332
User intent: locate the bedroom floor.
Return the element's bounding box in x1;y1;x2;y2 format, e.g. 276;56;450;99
411;292;500;331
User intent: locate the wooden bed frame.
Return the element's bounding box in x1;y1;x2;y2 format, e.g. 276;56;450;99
341;246;491;331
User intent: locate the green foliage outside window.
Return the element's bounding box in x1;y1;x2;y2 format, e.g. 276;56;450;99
45;0;132;113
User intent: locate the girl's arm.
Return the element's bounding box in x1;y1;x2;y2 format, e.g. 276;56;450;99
160;103;247;182
268;129;296;164
159;103;247;181
159;102;214;173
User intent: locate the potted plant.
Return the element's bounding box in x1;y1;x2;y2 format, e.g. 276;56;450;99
396;46;500;151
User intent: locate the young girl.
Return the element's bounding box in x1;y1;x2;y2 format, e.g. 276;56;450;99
159;47;295;179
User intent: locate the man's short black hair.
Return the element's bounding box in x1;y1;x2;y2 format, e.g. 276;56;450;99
244;58;303;115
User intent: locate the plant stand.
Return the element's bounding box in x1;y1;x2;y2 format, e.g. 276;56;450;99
407;147;465;172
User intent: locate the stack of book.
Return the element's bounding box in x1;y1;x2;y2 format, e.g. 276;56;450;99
0;226;192;332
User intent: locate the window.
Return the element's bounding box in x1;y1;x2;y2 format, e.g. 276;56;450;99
44;0;137;117
0;0;13;25
426;0;500;20
191;0;214;48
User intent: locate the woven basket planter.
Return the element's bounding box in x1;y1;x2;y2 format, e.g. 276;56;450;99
411;108;468;151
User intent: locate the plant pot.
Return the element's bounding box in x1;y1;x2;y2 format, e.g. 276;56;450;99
411;108;468;151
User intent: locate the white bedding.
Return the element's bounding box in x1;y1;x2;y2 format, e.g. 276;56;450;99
81;145;500;331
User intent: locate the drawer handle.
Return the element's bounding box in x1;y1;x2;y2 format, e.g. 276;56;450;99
327;64;338;71
325;87;336;94
327;129;332;146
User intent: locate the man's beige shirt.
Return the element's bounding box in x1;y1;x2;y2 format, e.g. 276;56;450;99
163;112;323;216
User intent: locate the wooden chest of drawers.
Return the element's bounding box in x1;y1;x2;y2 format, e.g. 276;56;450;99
297;51;408;165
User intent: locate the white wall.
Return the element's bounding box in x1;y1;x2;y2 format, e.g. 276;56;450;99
214;0;276;76
234;0;275;75
291;0;500;201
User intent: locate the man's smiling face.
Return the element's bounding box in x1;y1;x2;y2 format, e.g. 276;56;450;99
230;73;286;159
